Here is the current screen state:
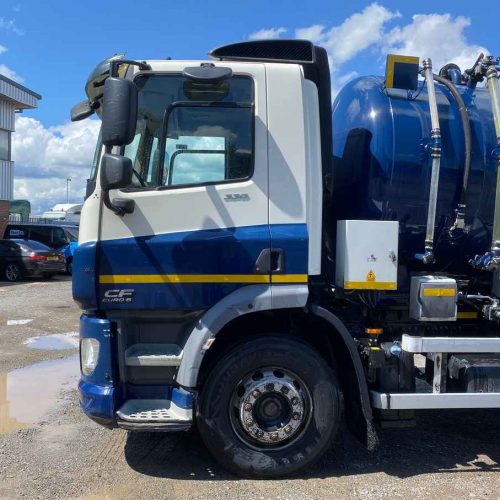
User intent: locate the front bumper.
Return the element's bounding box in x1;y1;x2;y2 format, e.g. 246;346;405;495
78;314;117;427
78;379;115;427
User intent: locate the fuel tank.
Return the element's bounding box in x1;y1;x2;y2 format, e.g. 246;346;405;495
331;76;497;284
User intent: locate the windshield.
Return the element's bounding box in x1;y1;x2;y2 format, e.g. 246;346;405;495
122;74;254;189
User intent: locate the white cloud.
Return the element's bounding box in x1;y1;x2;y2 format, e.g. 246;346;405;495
0;44;24;82
12;117;100;214
249;27;287;40
296;4;401;71
291;4;488;97
0;17;24;36
295;24;324;43
0;63;24;83
384;14;488;72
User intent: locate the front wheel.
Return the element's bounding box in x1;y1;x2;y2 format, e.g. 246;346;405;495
197;336;341;478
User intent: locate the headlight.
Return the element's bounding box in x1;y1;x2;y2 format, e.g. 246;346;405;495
80;338;100;376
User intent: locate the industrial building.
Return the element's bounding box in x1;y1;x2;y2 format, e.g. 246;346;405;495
0;74;41;235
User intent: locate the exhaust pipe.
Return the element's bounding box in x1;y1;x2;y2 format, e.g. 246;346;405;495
416;58;442;264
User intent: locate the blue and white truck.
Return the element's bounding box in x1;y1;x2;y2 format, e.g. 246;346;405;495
72;41;500;477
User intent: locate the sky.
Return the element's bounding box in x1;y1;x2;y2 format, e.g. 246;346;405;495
0;0;497;213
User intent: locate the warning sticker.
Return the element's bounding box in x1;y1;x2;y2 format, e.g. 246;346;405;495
367;270;376;282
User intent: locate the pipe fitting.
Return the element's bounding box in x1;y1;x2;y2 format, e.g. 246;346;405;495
486;65;499;81
422;58;433;71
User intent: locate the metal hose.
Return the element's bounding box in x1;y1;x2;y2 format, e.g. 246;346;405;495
416;59;442;264
433;74;472;226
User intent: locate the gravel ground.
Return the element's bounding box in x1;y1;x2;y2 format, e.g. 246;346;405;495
0;277;499;499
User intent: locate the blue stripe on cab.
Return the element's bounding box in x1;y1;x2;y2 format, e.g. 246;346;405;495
95;224;307;311
270;224;308;274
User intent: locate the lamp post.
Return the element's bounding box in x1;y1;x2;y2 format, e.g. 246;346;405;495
66;178;71;203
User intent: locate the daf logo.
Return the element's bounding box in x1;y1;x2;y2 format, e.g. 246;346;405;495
224;193;250;202
102;289;135;303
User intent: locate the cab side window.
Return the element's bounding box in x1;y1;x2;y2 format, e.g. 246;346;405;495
164;105;252;187
122;75;254;189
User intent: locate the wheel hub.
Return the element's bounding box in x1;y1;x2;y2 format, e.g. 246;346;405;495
236;371;306;445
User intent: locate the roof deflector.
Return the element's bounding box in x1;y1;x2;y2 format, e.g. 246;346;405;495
208;40;316;64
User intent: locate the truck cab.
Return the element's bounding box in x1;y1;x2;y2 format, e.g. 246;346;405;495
72;41;500;478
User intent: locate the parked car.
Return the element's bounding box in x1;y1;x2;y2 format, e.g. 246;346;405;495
0;239;65;281
4;223;78;274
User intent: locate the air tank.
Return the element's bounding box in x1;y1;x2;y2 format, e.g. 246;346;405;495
331;75;497;285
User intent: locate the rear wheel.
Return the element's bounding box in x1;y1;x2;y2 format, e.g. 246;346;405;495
66;258;73;275
197;336;341;478
4;263;22;282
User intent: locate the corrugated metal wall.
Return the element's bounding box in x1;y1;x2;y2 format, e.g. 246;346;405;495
0;79;40;203
0;160;13;199
0;79;38;109
0;100;16;131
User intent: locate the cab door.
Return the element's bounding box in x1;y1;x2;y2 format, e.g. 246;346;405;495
97;63;270;311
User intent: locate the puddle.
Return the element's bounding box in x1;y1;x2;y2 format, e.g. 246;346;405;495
0;355;79;434
7;319;33;326
24;332;79;350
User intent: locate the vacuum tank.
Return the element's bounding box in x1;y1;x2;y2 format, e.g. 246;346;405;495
331;73;497;283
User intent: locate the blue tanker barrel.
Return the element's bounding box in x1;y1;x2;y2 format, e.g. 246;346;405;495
331;76;497;280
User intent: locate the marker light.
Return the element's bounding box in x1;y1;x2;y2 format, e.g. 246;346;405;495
80;338;100;376
365;328;383;335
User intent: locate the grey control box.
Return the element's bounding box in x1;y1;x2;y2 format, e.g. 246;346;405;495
410;275;457;322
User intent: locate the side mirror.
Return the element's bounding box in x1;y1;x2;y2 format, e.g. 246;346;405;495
100;153;133;190
70;100;95;122
101;77;138;146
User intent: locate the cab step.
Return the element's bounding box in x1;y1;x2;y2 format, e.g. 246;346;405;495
124;343;183;366
116;399;192;431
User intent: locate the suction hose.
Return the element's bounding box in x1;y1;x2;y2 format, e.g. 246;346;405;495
433;73;472;231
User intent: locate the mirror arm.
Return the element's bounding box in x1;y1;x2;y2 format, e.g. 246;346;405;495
102;190;135;216
111;60;151;77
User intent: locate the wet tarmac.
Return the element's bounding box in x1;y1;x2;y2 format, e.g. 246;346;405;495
0;354;79;434
23;332;79;350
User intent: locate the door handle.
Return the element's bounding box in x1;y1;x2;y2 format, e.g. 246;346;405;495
254;249;285;274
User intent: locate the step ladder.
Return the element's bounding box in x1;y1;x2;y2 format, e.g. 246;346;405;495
124;343;183;367
117;344;190;430
116;398;192;431
370;335;500;410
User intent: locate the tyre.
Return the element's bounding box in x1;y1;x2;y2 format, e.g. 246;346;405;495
42;273;54;279
66;258;73;275
197;336;341;478
4;263;22;282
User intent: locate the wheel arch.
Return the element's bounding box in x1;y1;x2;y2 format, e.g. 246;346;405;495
197;306;378;450
176;286;378;451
